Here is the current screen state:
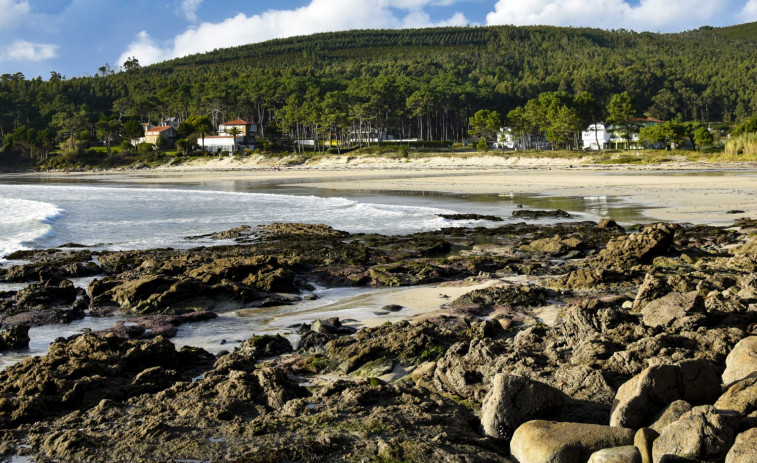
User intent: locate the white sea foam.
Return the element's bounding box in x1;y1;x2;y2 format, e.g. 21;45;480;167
0;184;473;252
0;197;63;258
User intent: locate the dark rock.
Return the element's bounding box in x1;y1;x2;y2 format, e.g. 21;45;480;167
185;224;254;241
297;331;336;353
0;280;84;327
381;304;404;312
236;334;293;359
94;312;218;339
0;324;30;350
451;284;547;313
597;218;624;230
0;334;215;427
437;213;503;221
310;318;356;335
512;209;573;219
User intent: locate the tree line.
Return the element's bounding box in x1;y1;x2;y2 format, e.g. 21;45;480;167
2;24;757;157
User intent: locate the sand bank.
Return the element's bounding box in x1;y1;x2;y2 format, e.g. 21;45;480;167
24;154;757;225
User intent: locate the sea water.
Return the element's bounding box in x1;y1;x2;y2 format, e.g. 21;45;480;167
0;181;617;257
0;178;629;369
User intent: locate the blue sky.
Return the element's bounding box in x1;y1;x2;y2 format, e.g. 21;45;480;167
2;0;756;79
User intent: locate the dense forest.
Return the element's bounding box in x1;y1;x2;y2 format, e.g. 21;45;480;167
2;22;757;158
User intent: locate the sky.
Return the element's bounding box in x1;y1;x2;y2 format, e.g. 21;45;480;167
1;0;757;79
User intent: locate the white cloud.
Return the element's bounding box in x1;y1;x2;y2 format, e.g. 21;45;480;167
181;0;202;22
0;40;57;62
742;0;757;21
0;0;29;28
118;31;171;68
118;0;469;66
486;0;728;32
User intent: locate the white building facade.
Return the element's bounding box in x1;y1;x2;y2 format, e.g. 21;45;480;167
581;123;612;150
197;135;248;153
494;127;516;149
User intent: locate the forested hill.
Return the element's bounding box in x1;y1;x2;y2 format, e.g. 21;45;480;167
2;22;757;154
152;27;493;70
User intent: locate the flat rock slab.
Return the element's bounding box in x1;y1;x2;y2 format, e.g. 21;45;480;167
641;291;703;328
510;420;634;463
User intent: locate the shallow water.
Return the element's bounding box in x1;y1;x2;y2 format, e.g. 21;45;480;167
0;175;653;370
0;284;434;370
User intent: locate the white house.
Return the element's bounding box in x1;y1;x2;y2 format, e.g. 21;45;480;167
197;118;257;152
197;135;248;153
348;128;394;143
494;127;516;149
582;118;664;150
582;123;611;150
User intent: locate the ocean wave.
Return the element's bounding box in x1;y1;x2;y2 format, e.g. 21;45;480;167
0;198;63;258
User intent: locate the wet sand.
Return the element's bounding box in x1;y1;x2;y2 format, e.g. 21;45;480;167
19;159;757;225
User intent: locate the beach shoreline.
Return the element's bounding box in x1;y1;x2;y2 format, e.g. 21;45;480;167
8;155;757;226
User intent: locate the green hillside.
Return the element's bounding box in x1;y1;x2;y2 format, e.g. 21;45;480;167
713;21;757;40
2;23;757;160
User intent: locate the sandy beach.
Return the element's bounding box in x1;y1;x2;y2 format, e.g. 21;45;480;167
22;154;757;225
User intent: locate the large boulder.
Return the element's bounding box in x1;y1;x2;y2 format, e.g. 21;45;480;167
715;373;757;416
649;400;693;433
598;223;678;267
640;291;704;329
722;336;757;385
480;374;567;440
725;428;757;463
652;405;740;463
610;359;721;429
510;420;635;463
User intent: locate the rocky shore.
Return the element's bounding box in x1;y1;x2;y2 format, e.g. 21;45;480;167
0;216;756;462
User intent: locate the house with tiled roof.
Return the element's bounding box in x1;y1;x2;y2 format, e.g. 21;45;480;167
138;125;178;147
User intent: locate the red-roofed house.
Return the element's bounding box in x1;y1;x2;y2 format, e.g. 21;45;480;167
138;126;178;147
219;119;256;142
